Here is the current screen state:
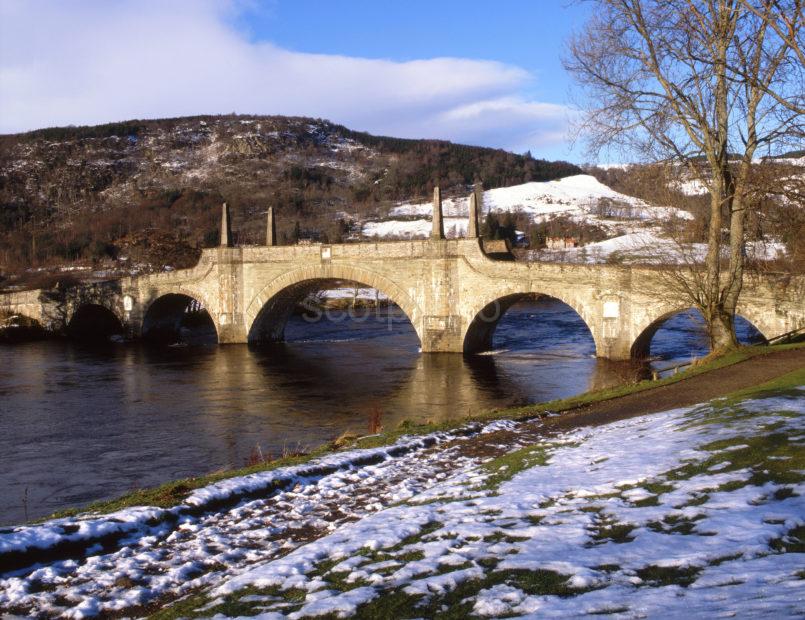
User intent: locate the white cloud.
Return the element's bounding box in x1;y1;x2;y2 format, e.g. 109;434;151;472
0;0;571;154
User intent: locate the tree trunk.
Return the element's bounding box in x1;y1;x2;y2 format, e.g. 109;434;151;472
703;182;724;328
707;304;739;354
723;180;747;316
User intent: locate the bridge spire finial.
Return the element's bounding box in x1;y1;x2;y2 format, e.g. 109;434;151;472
266;206;276;246
468;182;482;238
431;186;445;240
220;202;233;247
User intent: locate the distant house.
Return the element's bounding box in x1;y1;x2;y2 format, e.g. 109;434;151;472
296;230;323;245
546;236;578;250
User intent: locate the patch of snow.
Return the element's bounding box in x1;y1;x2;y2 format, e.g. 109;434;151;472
317;287;388;301
671;178;710;196
209;392;805;618
767;155;805;167
529;229;786;264
594;163;633;171
368;175;692;241
362;218;468;240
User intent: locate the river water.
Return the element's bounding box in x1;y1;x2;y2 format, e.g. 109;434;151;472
0;298;761;525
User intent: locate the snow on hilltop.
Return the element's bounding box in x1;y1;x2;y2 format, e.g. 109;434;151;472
362;174;692;240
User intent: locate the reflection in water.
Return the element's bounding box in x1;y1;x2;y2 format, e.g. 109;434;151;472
0;299;761;525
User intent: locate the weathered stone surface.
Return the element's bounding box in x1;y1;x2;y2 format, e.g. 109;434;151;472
1;239;802;359
467;190;480;239
431;187;444;240
266;206;276;247
220;202;233;248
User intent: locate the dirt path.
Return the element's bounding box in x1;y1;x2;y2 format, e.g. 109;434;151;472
544;346;805;431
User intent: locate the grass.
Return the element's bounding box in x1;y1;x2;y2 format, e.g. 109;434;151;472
152;565;587;619
646;513;706;536
339;568;596;620
481;444;552;489
664;429;805;489
148;585;307;620
588;515;636;545
636;564;703;587
716;363;805;404
769;525;805;553
40;342;804;522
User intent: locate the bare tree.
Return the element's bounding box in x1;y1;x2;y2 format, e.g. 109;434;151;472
566;0;804;353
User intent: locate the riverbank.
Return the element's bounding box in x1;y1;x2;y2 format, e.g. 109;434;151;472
177;367;804;619
0;349;802;618
41;341;805;520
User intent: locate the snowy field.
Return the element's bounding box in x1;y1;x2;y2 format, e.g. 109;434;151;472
529;231;786;264
0;384;802;618
360;173;790;265
362;174;692;245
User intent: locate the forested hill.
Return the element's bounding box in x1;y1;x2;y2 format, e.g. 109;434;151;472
0;115;580;282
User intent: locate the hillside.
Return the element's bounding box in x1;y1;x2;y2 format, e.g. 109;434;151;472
0;115;579;288
362;173;692;250
586;159;805;269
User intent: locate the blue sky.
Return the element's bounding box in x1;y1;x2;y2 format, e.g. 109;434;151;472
242;1;586;87
0;0;593;161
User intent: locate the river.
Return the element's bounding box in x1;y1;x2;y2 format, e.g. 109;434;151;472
0;298;761;525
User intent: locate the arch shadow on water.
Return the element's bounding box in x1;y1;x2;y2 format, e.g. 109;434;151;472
0;312;47;343
67;304;124;343
246;283;427;432
633;308;766;364
247;278;419;347
142;293;218;346
464;293;599;360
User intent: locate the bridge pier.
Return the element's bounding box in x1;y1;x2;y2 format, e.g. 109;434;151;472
420;315;464;352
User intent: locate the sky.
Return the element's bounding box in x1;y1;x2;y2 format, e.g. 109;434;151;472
0;0;593;161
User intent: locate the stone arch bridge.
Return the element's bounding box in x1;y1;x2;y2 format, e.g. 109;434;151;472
1;199;803;360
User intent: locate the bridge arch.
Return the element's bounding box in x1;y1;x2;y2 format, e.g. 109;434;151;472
142;290;219;344
462;288;600;355
0;311;46;342
630;305;767;359
245;265;424;346
67;303;125;341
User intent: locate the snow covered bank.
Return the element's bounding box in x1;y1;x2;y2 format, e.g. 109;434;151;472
530;229;787;264
206;390;805;618
0;420;514;617
1;383;802;618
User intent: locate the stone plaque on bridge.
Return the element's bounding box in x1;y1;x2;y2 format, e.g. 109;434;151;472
603;300;620;319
